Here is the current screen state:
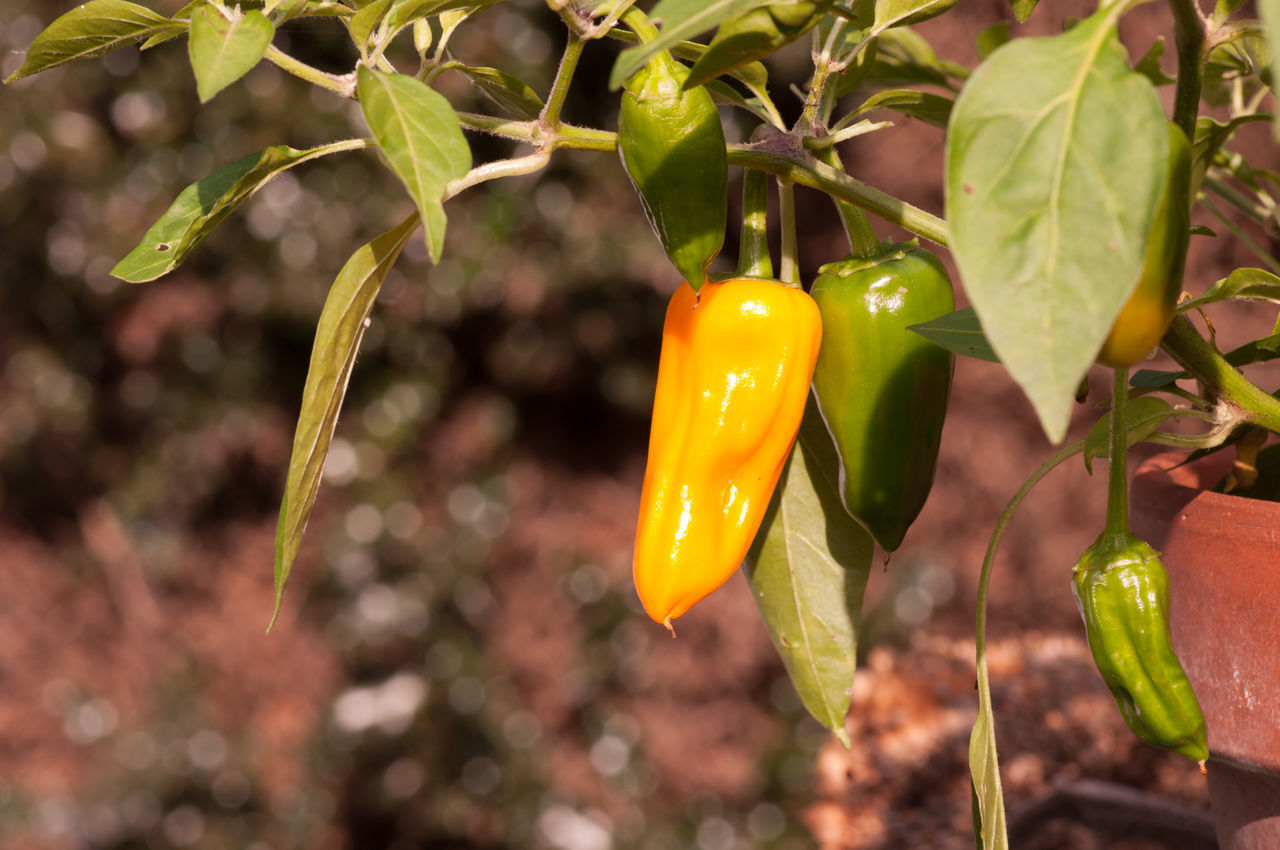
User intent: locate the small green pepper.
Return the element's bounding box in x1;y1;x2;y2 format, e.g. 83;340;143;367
617;38;727;289
809;242;954;552
685;0;835;89
1072;533;1208;762
1096;123;1192;367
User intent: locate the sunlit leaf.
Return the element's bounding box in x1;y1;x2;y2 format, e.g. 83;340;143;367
946;8;1168;443
872;0;958;32
454;64;544;120
272;213;420;627
357;67;472;262
744;403;873;745
1183;267;1280;310
189;5;274;102
112;145;335;283
4;0;185;83
854;88;952;127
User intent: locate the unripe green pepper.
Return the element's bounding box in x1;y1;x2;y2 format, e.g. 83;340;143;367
685;0;835;89
617;47;727;289
1097;123;1192;367
809;242;954;552
1072;533;1208;762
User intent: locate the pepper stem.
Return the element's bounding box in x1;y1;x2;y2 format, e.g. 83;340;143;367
1104;367;1131;540
737;168;773;278
813;145;880;258
778;179;798;286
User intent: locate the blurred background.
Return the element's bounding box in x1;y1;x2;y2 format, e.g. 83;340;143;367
1;0;1269;847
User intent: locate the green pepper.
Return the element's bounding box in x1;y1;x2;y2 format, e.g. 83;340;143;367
617;37;727;289
809;242;954;552
1096;123;1192;367
1072;533;1208;762
685;0;835;89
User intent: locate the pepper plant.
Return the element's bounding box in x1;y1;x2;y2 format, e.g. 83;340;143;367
6;0;1280;845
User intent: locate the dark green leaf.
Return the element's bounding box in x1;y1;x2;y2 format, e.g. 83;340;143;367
1130;369;1183;388
1190;113;1270;199
975;22;1009;60
386;0;502;29
454;64;544;120
5;0;185;83
189;5;275;102
272;213;420;628
946;8;1168;443
1082;396;1176;472
1134;37;1175;86
854;87;952;127
608;0;762;90
1189;224;1217;237
907;307;1000;363
357;67;472;262
112;145;332;283
1183;267;1280;310
744;402;873;745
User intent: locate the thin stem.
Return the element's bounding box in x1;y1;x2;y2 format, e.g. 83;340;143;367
778;180;798;286
814;145;880;257
738;169;773;279
540;33;586;131
1203;172;1276;226
1104;367;1131;539
445;152;552;199
1169;0;1207;138
265;46;356;98
796;17;845;133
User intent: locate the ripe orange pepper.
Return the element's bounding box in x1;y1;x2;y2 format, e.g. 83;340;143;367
633;277;823;628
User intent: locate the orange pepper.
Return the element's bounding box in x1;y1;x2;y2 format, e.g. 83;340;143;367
633;277;823;628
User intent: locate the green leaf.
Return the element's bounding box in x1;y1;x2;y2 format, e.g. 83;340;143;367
348;0;394;48
356;67;472;262
112;145;334;283
1183;267;1280;310
705;79;774;122
854;88;952;127
386;0;502;29
969;692;1008;850
872;0;958;32
907;307;1000;363
848;28;966;94
1215;0;1251;17
946;8;1169;443
608;0;762;90
4;0;185;83
1134;37;1175;87
1082;396;1175;472
1130;369;1183;388
272;213;420;628
189;5;274;102
744;402;874;745
975;22;1010;60
1009;0;1038;24
454;64;544;120
1190;113;1270;200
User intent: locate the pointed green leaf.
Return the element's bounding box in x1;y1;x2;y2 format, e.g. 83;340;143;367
946;9;1168;443
4;0;185;83
1009;0;1038;23
1134;37;1175;87
854;88;952;127
744;403;874;745
272;213;420;627
454;64;544;120
975;22;1010;60
1191;113;1272;201
608;0;763;90
1082;396;1175;472
386;0;502;29
872;0;958;32
348;0;393;48
357;67;472;262
112;145;332;283
1183;267;1280;310
848;28;967;94
907;307;1000;363
189;5;274;102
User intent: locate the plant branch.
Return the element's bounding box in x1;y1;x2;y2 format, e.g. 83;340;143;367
778;180;798;285
1169;0;1207;138
539;33;586;133
1161;314;1280;434
1104;368;1131;539
265;46;356;98
813;145;880;257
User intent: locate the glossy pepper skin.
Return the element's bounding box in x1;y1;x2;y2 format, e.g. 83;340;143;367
633;278;822;626
617;50;727;290
685;0;835;89
1072;533;1209;762
809;243;954;552
1097;123;1192;367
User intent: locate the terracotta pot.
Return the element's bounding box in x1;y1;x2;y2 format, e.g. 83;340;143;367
1130;451;1280;850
